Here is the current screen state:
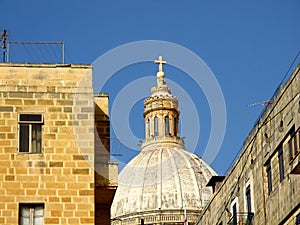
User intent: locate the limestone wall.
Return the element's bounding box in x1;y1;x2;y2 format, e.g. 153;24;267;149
0;63;95;224
196;64;300;225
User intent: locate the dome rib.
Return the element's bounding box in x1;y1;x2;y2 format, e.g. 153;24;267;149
140;149;158;212
191;154;204;207
175;149;202;209
157;147;163;209
166;148;184;209
119;158;142;215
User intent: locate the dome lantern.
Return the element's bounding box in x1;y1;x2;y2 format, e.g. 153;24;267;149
143;56;180;143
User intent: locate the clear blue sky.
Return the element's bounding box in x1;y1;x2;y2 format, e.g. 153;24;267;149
1;0;299;174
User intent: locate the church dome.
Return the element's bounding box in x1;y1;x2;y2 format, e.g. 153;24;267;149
112;140;216;217
111;56;216;224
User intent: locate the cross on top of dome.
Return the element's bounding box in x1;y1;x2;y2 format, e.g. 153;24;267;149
154;56;167;87
155;55;166;72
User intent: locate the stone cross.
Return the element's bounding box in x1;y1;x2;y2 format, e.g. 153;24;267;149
155;56;166;72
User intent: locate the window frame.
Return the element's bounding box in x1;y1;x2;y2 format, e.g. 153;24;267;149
164;116;170;136
232;202;237;225
19;203;44;225
278;145;284;182
266;161;272;195
18;114;43;154
147;119;150;138
174;117;177;136
288;127;300;162
230;197;239;224
245;185;252;213
154;116;159;137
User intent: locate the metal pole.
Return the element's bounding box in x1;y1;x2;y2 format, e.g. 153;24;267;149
7;42;10;62
62;42;64;64
1;30;7;62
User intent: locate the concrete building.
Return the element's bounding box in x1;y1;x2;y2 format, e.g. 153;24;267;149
196;64;300;224
111;57;216;225
0;63;118;224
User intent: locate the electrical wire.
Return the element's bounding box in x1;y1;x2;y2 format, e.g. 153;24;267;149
8;42;64;63
225;51;300;174
28;43;40;62
22;43;35;63
49;44;60;63
36;44;48;62
280;50;300;85
64;46;73;63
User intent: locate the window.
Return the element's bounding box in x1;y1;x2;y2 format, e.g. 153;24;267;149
154;116;158;137
174;117;177;136
266;162;272;195
278;146;284;182
245;185;252;213
147;119;150;138
288;127;300;161
296;212;300;225
289;139;293;161
298;129;300;152
164;116;170;136
19;114;43;153
19;204;44;225
232;203;237;225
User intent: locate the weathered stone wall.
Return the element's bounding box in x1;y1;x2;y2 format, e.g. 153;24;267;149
94;93;118;225
196;65;300;224
0;63;95;224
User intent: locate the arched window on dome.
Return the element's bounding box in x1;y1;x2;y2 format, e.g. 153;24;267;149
147;119;150;138
164;116;170;136
174;117;177;136
154;116;159;137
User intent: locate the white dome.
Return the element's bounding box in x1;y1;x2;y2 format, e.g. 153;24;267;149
111;139;216;219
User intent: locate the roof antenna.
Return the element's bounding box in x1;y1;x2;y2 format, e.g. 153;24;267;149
248;100;272;110
0;29;8;62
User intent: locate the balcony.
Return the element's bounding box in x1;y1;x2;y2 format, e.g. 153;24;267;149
228;213;254;225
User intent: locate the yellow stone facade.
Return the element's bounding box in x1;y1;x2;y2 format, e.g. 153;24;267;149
196;64;300;224
0;63;117;225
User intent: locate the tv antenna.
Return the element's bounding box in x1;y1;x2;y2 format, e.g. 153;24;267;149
248;100;272;110
0;29;8;62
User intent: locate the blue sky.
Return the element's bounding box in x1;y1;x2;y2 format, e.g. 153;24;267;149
1;0;299;174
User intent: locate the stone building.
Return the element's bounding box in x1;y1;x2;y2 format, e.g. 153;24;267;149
111;57;216;225
196;64;300;224
0;63;118;224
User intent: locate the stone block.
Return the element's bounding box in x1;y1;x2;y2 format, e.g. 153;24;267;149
61;197;71;202
80;218;94;224
9;92;33;98
0;106;13;112
72;168;90;175
5;175;14;181
49;161;64;167
44;218;59;224
51;210;62;217
75;211;89;217
5;99;23;105
79;189;94;196
37;99;54;105
6;189;25;195
49;197;60;202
